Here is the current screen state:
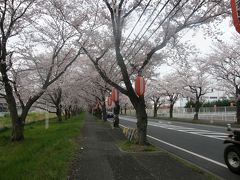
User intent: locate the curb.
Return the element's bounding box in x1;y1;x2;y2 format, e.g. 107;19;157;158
161;148;224;180
107;119;223;180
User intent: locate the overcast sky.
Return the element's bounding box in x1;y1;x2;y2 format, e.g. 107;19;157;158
184;17;237;54
158;17;238;76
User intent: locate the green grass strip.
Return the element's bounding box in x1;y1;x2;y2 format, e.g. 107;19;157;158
0;113;85;180
117;140;160;152
0;112;57;128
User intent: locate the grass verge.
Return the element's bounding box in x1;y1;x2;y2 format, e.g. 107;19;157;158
117;140;160;153
0;113;85;180
0;112;56;128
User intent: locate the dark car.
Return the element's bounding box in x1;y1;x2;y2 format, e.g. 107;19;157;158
107;112;114;118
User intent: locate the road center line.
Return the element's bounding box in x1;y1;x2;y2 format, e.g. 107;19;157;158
147;135;227;168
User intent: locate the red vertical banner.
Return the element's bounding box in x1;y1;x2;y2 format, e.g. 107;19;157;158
231;0;240;33
135;75;145;96
111;88;119;102
107;96;112;107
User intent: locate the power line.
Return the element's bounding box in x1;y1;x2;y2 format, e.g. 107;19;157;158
122;0;164;72
124;0;171;59
121;0;153;48
129;0;184;65
123;0;163;58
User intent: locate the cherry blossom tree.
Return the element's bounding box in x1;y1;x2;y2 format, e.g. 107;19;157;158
0;0;84;141
60;60;102;119
177;59;212;120
35;84;63;122
44;64;97;120
119;94;131;115
82;73;110;121
0;0;41;141
67;0;229;144
145;81;165;118
63;58;115;121
207;35;240;123
158;73;181;118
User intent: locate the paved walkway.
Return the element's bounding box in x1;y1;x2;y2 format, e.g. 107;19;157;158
69;114;218;180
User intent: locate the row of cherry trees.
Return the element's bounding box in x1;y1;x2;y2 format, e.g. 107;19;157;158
0;0;89;141
74;0;229;145
0;0;232;145
145;59;211;120
144;33;240;124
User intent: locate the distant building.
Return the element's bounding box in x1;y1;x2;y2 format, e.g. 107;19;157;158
202;89;228;102
175;89;229;108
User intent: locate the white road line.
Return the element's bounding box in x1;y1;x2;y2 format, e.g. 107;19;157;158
169;127;196;130
152;125;228;140
150;122;228;140
117;122;228;168
183;132;227;140
197;132;228;135
147;135;228;169
206;135;228;138
119;118;229;140
185;130;212;133
177;129;199;132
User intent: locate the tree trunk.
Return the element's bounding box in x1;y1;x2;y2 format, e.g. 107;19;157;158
236;87;240;124
169;103;174;118
11;117;24;141
68;106;71;119
194;100;200;120
56;107;62;122
135;96;148;145
113;101;120;127
102;103;107;122
65;107;71;119
96;107;102;119
124;105;127;115
236;99;240;124
65;109;68;120
153;102;157;118
71;106;77;116
3;73;24;141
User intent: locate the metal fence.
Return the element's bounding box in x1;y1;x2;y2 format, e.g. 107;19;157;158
125;106;237;122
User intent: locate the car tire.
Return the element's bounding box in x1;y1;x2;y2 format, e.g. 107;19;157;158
224;145;240;174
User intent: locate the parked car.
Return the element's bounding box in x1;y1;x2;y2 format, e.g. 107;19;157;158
107;112;114;118
224;124;240;174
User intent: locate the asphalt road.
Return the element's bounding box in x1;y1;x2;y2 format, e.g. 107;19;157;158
118;116;240;180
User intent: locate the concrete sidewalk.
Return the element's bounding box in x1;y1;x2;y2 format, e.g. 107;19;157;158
69;114;218;180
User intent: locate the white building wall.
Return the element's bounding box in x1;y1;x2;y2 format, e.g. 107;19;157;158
175;90;228;107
